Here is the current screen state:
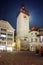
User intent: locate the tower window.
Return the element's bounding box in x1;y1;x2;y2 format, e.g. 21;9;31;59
35;33;37;35
31;39;33;42
24;38;26;41
31;33;33;35
35;38;37;42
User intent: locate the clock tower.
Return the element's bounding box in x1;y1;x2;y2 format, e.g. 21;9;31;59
16;5;30;40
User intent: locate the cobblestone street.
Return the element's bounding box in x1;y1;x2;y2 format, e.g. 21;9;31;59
0;51;43;65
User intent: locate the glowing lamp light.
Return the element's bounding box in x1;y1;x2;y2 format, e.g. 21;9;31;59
7;47;13;52
0;45;6;50
12;42;15;47
1;34;6;37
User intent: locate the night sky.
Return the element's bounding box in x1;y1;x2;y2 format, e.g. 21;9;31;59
0;0;43;29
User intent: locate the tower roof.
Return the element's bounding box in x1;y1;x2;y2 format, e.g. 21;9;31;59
31;26;38;31
16;5;29;17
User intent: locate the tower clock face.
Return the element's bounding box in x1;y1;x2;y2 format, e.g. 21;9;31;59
24;15;27;20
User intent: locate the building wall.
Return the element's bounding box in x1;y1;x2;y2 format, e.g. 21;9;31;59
16;12;29;39
28;31;40;51
0;20;15;51
28;31;39;42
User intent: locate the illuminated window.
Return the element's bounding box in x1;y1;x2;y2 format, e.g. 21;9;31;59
0;33;6;37
41;36;43;43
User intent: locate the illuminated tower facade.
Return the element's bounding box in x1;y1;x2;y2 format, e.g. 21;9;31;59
16;5;29;40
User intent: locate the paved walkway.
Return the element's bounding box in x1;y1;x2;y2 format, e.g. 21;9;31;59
0;51;43;65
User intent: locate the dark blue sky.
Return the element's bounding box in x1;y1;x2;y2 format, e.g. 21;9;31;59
0;0;43;29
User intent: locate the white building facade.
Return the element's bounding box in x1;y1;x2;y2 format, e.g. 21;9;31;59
0;20;15;52
28;30;40;51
